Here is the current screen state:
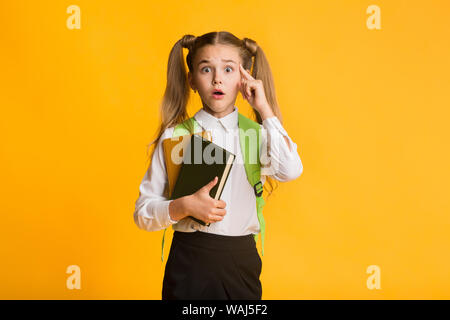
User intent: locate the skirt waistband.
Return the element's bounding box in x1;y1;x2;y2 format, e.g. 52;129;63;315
173;231;256;251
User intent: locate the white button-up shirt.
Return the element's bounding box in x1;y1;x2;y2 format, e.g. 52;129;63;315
133;105;303;236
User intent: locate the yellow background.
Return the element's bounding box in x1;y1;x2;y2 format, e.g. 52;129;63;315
1;0;449;299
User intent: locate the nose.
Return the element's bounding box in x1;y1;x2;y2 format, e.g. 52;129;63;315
212;73;222;85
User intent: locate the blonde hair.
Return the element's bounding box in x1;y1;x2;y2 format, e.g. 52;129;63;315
146;31;282;199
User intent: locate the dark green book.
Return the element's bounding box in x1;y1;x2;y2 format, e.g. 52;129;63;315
169;134;235;226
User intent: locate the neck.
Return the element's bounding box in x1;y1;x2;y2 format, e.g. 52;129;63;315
202;103;235;119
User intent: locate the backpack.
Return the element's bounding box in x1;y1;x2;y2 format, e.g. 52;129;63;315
161;112;266;261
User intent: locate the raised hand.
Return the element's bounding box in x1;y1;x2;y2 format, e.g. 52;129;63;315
239;63;271;115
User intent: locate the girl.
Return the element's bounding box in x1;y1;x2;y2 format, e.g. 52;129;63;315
134;31;303;300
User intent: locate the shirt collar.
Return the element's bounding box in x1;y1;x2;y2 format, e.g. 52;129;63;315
193;105;238;133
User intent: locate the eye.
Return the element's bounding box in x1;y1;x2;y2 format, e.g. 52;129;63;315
201;66;233;73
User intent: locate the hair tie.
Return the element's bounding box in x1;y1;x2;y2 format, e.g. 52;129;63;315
181;34;196;49
242;37;258;56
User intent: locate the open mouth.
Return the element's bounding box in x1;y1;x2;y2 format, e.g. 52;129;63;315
212;90;225;99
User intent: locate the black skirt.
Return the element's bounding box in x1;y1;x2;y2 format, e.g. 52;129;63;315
162;230;262;300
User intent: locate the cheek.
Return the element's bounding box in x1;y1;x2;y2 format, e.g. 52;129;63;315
233;77;241;91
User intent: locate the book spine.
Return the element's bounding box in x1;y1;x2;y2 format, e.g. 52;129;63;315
214;154;235;200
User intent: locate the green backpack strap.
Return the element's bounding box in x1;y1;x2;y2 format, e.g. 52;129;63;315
161;117;202;262
237;113;266;256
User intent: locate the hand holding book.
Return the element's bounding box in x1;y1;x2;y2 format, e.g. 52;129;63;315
167;134;235;226
169;176;227;225
182;177;227;224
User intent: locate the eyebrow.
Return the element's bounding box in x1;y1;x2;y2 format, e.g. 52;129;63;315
197;59;237;66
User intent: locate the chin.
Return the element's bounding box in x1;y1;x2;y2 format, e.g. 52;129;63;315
210;104;232;112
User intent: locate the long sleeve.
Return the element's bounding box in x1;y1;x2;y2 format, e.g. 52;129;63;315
133;128;178;232
259;116;303;182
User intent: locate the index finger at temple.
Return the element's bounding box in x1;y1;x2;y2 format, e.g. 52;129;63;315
240;63;253;80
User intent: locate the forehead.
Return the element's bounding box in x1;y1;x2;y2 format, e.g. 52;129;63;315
194;44;241;65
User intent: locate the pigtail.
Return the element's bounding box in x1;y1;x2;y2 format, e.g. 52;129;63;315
242;38;283;125
145;35;196;165
242;37;282;199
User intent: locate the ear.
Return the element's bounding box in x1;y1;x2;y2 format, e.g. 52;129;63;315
187;71;196;91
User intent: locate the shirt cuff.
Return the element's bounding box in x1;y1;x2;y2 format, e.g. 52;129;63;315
166;200;179;225
145;199;178;228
